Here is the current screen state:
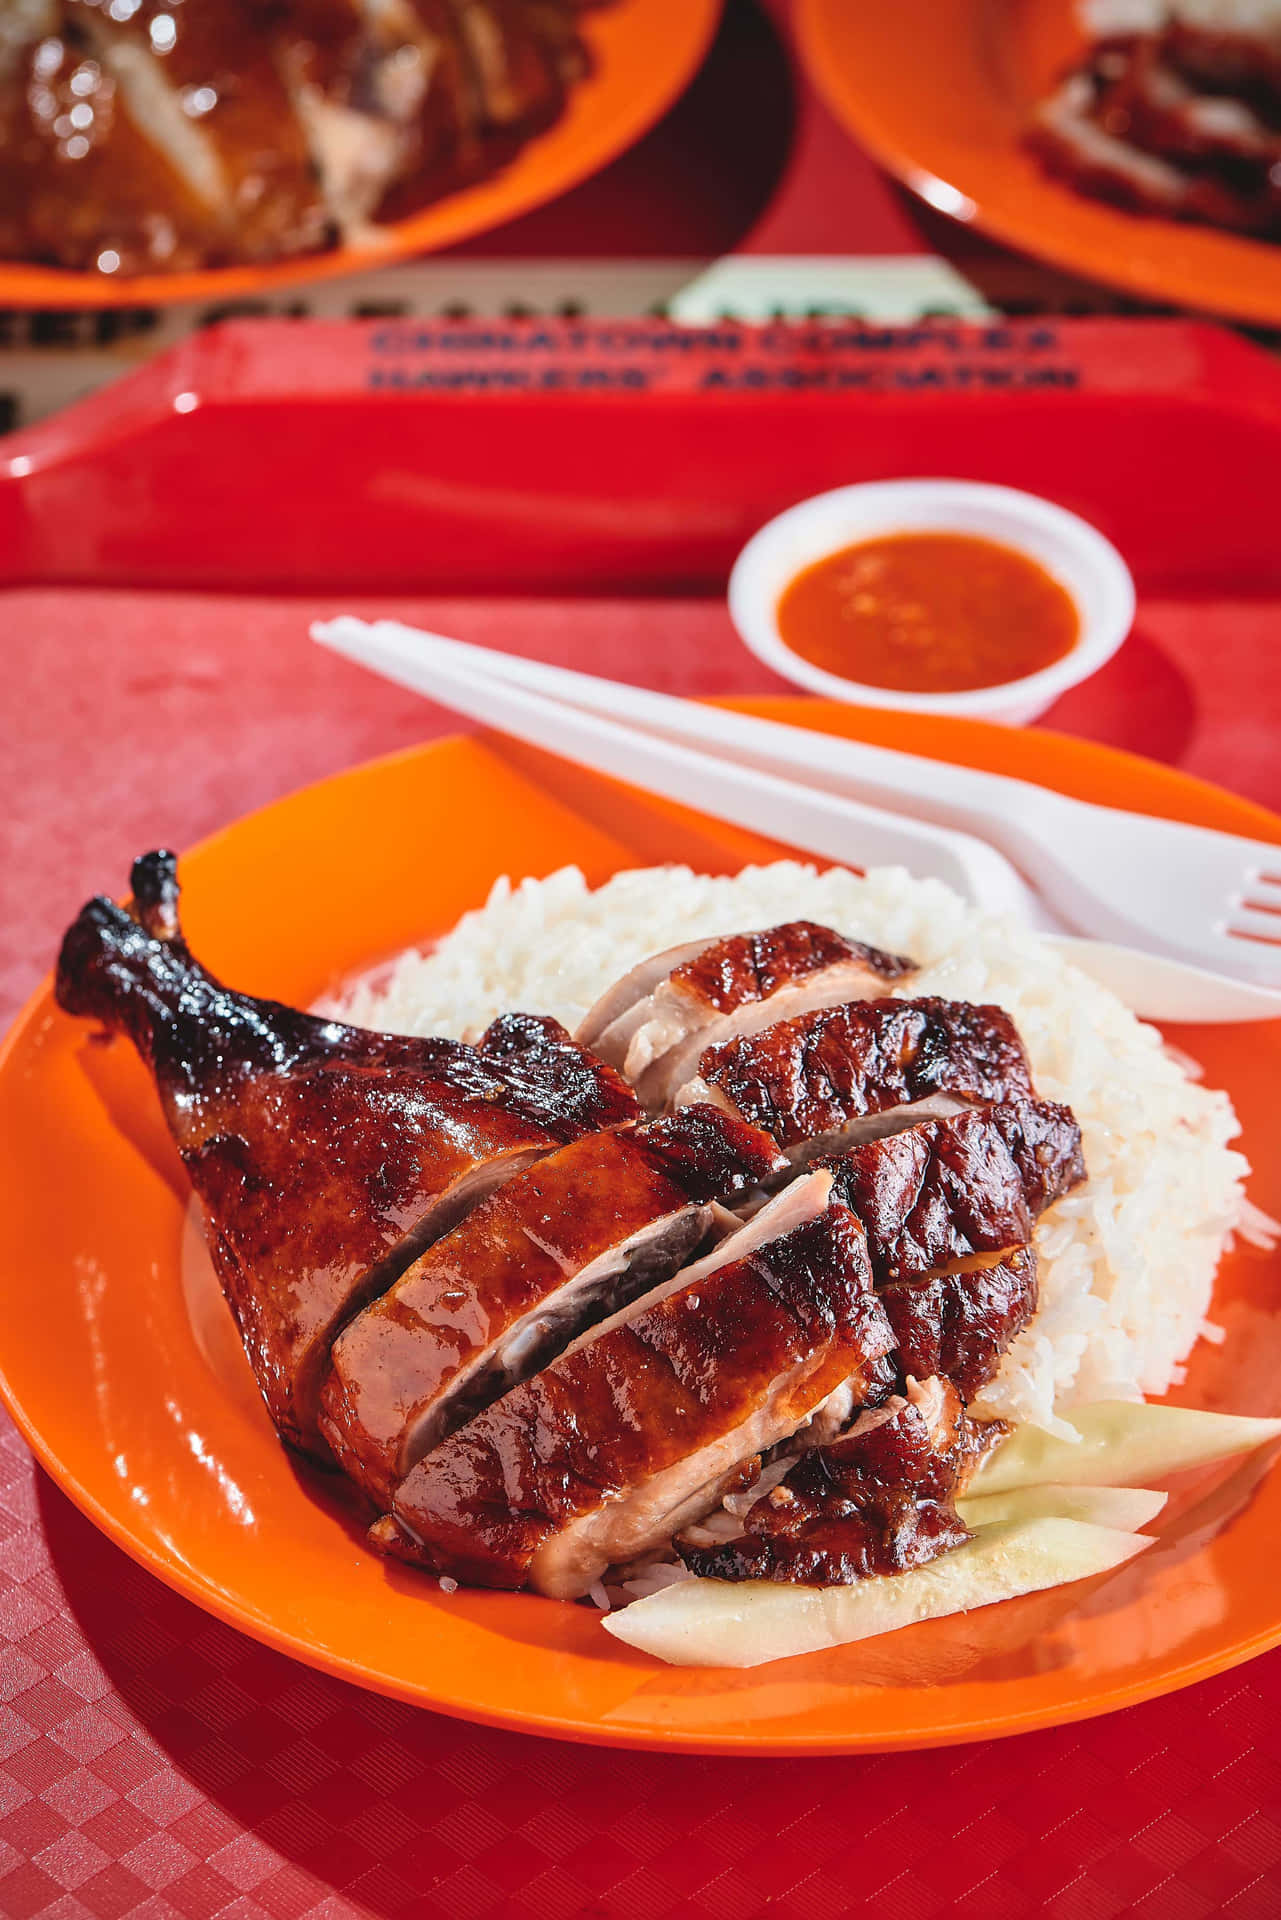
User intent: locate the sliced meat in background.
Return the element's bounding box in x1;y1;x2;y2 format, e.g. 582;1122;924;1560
1029;27;1281;237
0;0;600;271
0;1;240;274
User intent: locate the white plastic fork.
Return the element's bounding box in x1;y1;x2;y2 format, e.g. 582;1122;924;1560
315;620;1041;913
312;617;1281;1022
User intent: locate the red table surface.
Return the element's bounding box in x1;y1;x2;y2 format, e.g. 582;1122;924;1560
3;586;1281;1919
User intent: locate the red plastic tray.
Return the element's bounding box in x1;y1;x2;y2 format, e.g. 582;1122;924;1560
4;317;1281;595
3;317;1281;1916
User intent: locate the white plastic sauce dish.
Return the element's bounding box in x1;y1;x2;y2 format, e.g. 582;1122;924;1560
727;478;1137;727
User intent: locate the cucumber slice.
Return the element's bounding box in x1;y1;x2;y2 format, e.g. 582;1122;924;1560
958;1482;1167;1532
974;1402;1281;1495
602;1517;1151;1669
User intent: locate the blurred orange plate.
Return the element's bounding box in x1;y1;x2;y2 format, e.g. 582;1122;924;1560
2;699;1280;1755
0;0;722;311
797;0;1281;328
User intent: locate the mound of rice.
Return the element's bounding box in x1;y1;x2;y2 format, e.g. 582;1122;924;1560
327;861;1263;1436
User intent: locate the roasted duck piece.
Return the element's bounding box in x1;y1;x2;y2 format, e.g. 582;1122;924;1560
320;1104;785;1507
55;852;636;1456
577;921;916;1112
677;1377;1005;1586
376;1179;900;1597
881;1248;1039;1403
446;0;566;129
0;0;412;273
1029;6;1281;238
0;0;603;275
810;1101;1081;1402
817;1100;1085;1287
680;998;1035;1161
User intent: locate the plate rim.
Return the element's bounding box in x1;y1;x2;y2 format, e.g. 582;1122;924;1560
4;703;1281;1756
794;0;1281;330
0;0;723;312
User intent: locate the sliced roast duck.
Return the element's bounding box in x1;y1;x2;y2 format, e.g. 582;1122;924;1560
55;868;1090;1601
577;919;916;1112
678;996;1037;1160
377;1178;900;1597
320;1103;785;1507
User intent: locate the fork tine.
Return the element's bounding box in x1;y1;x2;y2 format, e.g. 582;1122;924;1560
1224;909;1281;946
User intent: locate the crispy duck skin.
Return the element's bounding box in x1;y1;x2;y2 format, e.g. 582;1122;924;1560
677;1378;1004;1586
319;1103;785;1508
378;1195;898;1597
669;923;911;1012
882;1247;1039;1403
578;920;917;1112
818;1100;1085;1287
54;851;637;1456
682;997;1035;1158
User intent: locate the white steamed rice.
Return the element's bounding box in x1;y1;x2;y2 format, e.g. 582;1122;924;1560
325;860;1267;1437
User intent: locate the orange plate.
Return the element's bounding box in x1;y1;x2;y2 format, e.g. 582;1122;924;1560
2;699;1281;1756
796;0;1281;328
0;0;721;311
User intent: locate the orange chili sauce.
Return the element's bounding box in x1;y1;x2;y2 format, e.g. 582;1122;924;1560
776;532;1079;694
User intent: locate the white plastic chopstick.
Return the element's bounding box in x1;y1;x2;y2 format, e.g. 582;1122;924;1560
313;617;1041;919
312;620;1281;1020
314;617;1281;988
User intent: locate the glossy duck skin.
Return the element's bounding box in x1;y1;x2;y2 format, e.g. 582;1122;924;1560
54;852;637;1456
319;1104;785;1508
381;1202;898;1597
881;1247;1039;1403
677;1379;1002;1586
578;920;916;1111
818;1100;1085;1287
683;997;1035;1158
667;923;912;1014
